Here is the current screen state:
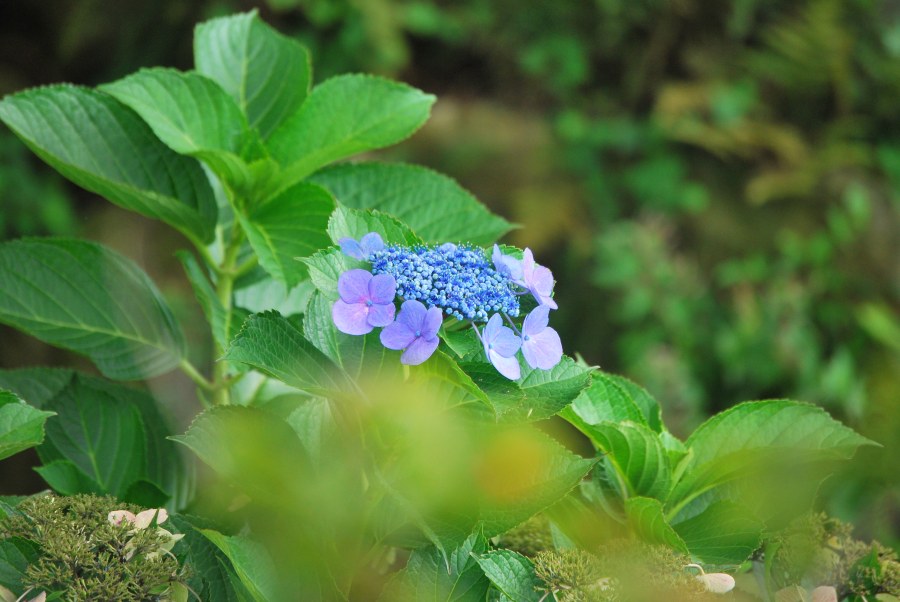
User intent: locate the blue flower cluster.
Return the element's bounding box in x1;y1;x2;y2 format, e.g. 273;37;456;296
332;232;563;380
369;244;520;322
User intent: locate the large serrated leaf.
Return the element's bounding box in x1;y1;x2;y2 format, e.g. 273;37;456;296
562;372;648;428
223;311;353;396
169;515;252;602
475;550;543;602
268;74;435;188
310;162;514;245
671;500;763;565
0;390;54;461
381;532;490;602
195;10;311;139
0;85;216;242
327;205;423;246
0;238;185;380
462;356;592;422
668;400;878;515
238;182;335;286
301;247;359;299
624;497;689;554
0;537;40;593
100;68;258;191
199;530;281;602
563;419;671;500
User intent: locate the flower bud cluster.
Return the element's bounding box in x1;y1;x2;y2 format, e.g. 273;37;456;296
369;244;520;322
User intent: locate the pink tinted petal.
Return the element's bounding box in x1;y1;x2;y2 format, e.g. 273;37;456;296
338;238;365;260
522;327;562;370
397;300;427;332
333;300;374;335
368;273;397;304
491;326;522;357
489;350;521;380
338;269;372;303
422;306;443;338
108;510;136;526
532;266;555;297
521;248;535;282
360;232;385;256
540;294;559;310
401;336;439;365
366;302;396;327
134;508;167;529
380;320;416;350
523;305;550;335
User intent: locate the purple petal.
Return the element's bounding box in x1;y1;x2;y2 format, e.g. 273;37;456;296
521;248;535;282
421;306;443;338
380;320;416;350
396;300;427;332
491;325;522;357
531;265;555;297
338;238;365;260
360;232;385;256
492;244;523;282
368;273;397;304
523;305;550;336
482;313;504;345
401;336;439;365
332;300;374;335
489;350;521;380
338;269;372;303
522;327;562;370
439;242;458;252
540;295;558;310
366;302;396;327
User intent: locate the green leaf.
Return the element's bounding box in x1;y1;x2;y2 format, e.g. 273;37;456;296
169;515;252;602
480;429;596;537
601;373;663;433
172;406;311;501
223;311;353;396
195;10;311;139
668;400;878;517
672;500;763;565
0;85;216;242
382;531;489;602
475;550;543;602
310;163;514;245
100;68;258;192
624;497;689;554
199;530;281;602
34;459;102;495
38;375;145;497
233;278;315;316
0;538;40;593
238;182;335;286
0;238;185;380
563;373;649;428
0;389;54;461
268;74;435;186
0;367;73;409
562;420;670;499
462;357;592;422
327;205;422;246
301;247;359;299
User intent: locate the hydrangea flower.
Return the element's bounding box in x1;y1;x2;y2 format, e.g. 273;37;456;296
330;232;564;379
477;313;522;380
520;306;562;369
338;232;385;260
380;300;443;365
332;269;397;335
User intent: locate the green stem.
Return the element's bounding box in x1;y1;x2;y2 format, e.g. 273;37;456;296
179;359;214;392
211;227;244;405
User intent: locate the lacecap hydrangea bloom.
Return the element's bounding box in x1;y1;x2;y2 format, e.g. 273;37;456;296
331;233;563;379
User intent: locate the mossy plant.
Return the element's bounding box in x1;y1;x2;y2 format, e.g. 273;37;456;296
0;494;188;601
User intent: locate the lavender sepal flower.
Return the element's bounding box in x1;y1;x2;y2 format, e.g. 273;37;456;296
492;244;524;282
481;313;522;380
520;305;562;369
338;232;385;260
332;269;397;335
521;248;557;309
380;300;443;365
